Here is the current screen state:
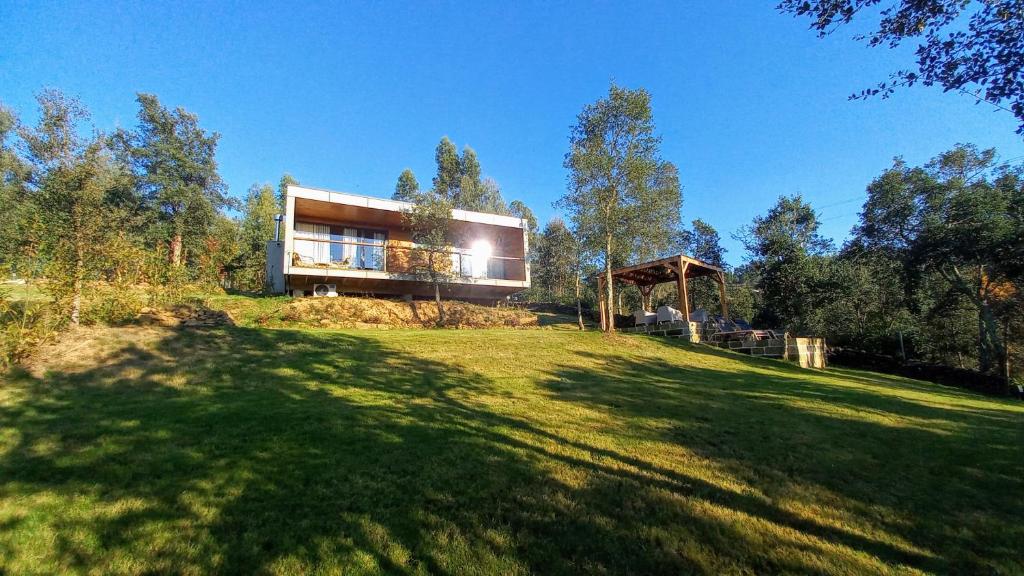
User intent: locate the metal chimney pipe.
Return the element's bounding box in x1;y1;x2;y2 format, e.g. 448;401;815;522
273;214;284;241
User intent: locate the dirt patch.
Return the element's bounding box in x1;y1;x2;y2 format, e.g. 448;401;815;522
134;304;234;328
23;324;173;378
281;297;538;329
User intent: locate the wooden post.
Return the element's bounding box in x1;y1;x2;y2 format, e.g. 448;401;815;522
639;284;654;312
717;271;729;320
597;275;607;331
677;258;690;323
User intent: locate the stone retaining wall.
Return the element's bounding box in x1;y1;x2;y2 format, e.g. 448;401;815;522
622;322;827;369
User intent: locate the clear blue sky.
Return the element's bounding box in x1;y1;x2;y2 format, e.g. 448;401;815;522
3;1;1022;265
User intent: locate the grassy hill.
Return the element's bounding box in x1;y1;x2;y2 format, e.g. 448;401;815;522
1;298;1022;575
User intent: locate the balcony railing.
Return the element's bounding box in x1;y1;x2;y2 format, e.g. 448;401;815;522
289;238;526;281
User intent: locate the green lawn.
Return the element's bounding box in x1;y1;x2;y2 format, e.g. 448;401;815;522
1;312;1022;574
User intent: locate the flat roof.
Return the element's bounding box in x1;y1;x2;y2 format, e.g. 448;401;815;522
287;185;525;229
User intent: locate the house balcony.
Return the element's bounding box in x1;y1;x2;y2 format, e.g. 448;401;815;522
278;186;531;301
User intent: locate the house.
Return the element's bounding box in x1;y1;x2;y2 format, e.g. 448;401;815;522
265;185;531;303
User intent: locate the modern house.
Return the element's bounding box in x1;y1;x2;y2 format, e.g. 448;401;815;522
265;185;531;303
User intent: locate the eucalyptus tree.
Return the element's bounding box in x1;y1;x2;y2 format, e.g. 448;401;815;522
559;84;682;330
277;173;298;211
534;218;577;302
393;169;420;202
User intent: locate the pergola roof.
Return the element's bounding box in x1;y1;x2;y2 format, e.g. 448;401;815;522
609;254;723;287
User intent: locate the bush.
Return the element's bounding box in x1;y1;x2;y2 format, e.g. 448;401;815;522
0;289;62;372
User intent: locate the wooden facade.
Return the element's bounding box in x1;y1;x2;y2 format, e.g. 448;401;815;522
597;254;728;331
277;186;531;302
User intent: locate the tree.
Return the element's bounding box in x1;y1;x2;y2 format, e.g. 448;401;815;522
403;194;456;324
393;169;420;202
779;0;1024;134
432;137;461;202
277;173;298;212
113;93;230;268
0;104;34;277
739;194;833;332
681;219;727;316
234;183;278;291
853;144;1024;376
534;218;577;302
20;90;125;324
559;83;682;331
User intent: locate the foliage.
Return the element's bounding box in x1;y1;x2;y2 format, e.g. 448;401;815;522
402;194;456;324
533;218;577;303
738;194;833;332
0;289;60;371
232;183;277;292
852;144;1023;375
392;168;420;202
112;93;232;268
0;104;36;277
276;173;298;211
18;90;134;324
559;83;682;330
779;0;1024;134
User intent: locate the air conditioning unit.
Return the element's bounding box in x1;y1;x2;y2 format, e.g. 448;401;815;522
313;283;338;297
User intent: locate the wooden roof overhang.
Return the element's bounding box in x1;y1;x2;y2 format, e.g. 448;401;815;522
608;254;723;287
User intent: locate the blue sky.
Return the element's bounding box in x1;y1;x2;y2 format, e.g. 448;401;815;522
3;1;1022;265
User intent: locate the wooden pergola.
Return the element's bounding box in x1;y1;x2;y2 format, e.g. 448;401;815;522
597;254;728;330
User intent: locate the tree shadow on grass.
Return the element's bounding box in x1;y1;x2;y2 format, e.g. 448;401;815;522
0;324;766;575
539;337;1024;574
2;325;1022;574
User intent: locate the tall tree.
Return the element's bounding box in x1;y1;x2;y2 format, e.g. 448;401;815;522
235;183;278;291
534;218;577;302
20;90;125;324
393;169;420;202
559;84;682;331
682;218;727;316
113;93;230;267
403;194;456;324
432;137;461;202
0;104;34;276
779;0;1024;134
853;144;1024;376
739;194;833;331
277;173;298;212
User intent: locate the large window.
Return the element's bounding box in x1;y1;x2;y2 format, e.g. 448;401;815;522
293;222;386;270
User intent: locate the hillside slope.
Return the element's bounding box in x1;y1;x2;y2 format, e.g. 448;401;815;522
2;316;1022;575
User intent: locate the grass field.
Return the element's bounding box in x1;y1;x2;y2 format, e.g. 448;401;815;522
1;302;1022;575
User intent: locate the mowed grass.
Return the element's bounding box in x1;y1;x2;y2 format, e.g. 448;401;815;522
1;315;1022;574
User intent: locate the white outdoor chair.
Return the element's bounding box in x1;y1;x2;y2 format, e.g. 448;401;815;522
633;310;658;326
657;305;685;324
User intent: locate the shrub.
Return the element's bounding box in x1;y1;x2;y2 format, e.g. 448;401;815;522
0;288;62;371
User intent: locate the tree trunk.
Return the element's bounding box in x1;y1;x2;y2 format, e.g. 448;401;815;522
70;219;83;326
575;269;585;331
434;281;446;326
604;233;614;331
941;264;1007;376
170;233;183;266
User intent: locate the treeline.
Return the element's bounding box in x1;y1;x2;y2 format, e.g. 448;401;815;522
0;90;294;322
526;84;1023;382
